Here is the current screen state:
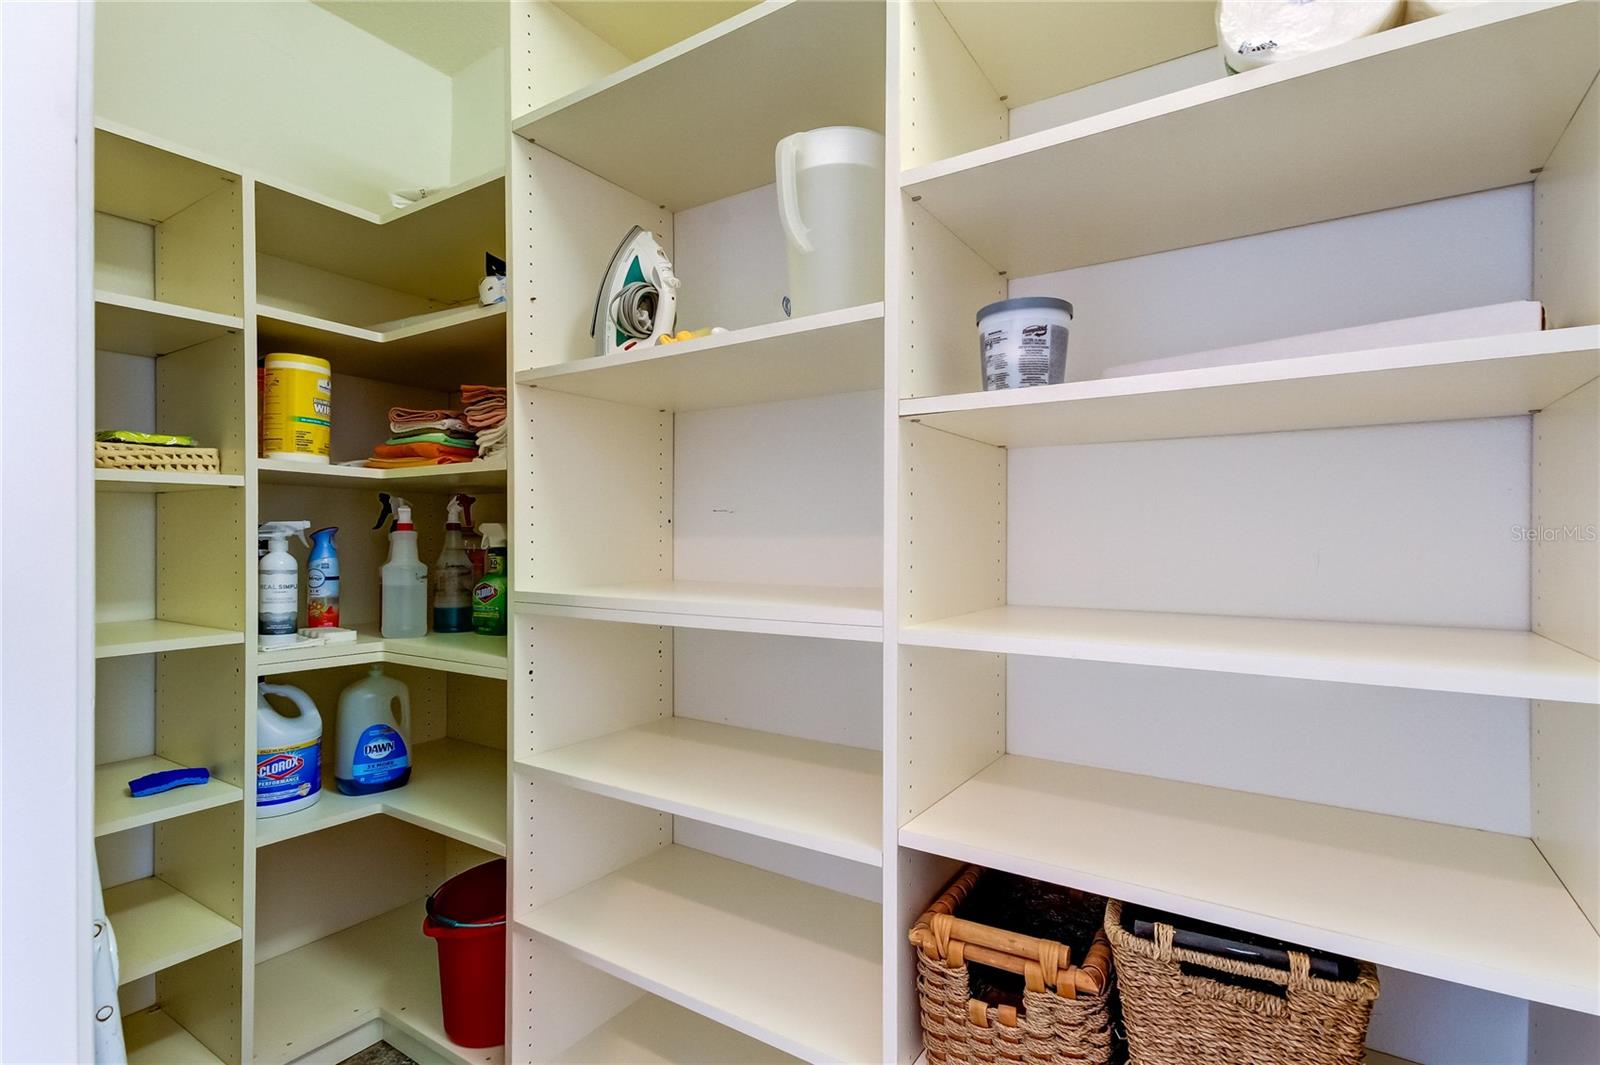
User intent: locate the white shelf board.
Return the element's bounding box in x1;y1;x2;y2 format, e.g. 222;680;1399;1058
902;2;1600;274
517;845;881;1065
516;303;884;411
95;619;244;659
902;605;1600;703
94;291;243;357
103;877;242;985
254;738;506;856
254;900;501;1065
124;1007;223;1065
94;125;238;225
559;995;803;1064
255;178;504;307
95;469;245;494
256;456;506;492
521;718;881;865
95;755;243;837
900;755;1600;1014
512;0;885;211
255;627;507;680
902;328;1600;447
515;581;884;642
257;303;505;392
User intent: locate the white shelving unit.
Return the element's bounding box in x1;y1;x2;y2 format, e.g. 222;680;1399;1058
507;3;1598;1064
84;3;1600;1064
90;111;512;1064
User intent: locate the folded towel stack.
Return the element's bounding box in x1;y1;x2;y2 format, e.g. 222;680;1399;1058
367;406;480;468
461;385;507;459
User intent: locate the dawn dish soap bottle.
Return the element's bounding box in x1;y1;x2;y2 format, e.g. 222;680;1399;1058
374;493;427;638
335;665;411;795
433;496;474;633
472;523;508;636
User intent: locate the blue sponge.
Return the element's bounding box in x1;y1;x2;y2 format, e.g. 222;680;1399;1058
128;767;210;797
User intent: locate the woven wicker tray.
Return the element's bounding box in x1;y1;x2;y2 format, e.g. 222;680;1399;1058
95;441;221;474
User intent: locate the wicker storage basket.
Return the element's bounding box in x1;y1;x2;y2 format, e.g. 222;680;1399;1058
1104;900;1379;1065
910;865;1119;1065
95;442;220;474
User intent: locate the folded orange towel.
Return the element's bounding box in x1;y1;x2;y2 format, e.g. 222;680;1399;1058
372;442;479;461
365;457;452;468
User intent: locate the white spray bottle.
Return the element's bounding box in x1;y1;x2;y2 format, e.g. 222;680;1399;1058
374;494;427;638
259;521;311;649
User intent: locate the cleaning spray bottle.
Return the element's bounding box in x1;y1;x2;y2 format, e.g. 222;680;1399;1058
256;681;322;817
306;527;340;628
259;521;311;649
433;497;474;633
335;665;411;795
472;523;508;636
373;494;427;638
457;494;484;582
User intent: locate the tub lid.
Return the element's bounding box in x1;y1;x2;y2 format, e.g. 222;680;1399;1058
976;296;1074;325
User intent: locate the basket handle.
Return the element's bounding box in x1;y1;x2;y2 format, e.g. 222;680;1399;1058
1153;922;1311;1016
911;909;1109;997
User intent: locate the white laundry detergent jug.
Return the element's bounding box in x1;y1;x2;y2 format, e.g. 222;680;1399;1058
775;126;884;317
256;681;323;817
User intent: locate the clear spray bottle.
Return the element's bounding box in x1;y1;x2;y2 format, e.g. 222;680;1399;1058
373;494;427;639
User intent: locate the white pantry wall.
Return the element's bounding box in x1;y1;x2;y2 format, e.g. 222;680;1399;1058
1010;184;1533;380
94;0;454;212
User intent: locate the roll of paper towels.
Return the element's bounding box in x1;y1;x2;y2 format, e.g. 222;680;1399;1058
1405;0;1483;23
1218;1;1406;73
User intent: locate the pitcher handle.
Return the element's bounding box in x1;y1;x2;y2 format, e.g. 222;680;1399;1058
775;134;812;253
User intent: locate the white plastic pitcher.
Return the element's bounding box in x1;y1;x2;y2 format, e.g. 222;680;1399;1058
775;126;884;317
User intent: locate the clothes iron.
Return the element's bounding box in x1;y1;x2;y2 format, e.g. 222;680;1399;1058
591;225;679;357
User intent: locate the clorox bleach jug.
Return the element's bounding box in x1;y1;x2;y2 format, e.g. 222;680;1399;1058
256;682;323;817
335;665;412;795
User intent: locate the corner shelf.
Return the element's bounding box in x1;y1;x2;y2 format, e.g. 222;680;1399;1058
516;845;881;1065
123;1007;224;1065
95;469;244;493
901;1;1600;274
104;877;242;984
95;291;244;358
95;619;244;659
516;303;884;412
255;627;508;680
900;328;1600;446
899;755;1600;1014
95;755;243;837
256;303;505;392
512;0;885;211
254;738;506;856
515;581;884;641
254;178;505;314
900;605;1600;703
557;995;802;1064
256;456;506;492
520;718;882;866
253;900;501;1065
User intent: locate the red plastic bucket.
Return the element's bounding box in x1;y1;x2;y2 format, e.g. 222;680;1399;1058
422;858;506;1048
